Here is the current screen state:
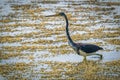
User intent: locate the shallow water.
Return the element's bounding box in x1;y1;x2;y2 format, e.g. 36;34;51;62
0;0;120;79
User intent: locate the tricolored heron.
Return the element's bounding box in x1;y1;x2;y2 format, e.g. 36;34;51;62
46;12;103;60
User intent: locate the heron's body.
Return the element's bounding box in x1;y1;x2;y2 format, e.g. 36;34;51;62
46;12;103;60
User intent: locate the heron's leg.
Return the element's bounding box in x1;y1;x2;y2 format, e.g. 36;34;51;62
83;56;87;61
76;49;80;55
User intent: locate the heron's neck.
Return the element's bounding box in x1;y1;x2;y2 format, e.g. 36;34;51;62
63;14;74;44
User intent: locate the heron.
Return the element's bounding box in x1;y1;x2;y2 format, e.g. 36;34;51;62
46;12;103;60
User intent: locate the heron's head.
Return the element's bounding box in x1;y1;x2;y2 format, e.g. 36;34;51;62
58;12;65;16
45;12;65;17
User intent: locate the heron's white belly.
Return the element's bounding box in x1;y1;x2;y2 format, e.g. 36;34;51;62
79;50;87;56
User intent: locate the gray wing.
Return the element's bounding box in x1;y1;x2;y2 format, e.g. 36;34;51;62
79;43;103;53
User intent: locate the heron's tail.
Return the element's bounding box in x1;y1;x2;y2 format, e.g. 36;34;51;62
99;47;103;50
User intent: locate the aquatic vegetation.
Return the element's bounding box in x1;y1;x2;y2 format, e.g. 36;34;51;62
114;15;120;19
0;53;23;59
2;45;46;52
0;36;22;43
0;19;12;23
0;62;31;79
105;39;120;45
0;0;120;80
11;4;31;10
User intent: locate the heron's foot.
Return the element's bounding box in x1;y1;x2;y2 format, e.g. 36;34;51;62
99;54;103;60
94;54;103;60
92;55;102;58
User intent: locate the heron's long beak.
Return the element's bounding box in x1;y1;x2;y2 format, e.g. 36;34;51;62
45;14;59;17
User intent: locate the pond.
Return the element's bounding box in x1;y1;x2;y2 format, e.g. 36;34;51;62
0;0;120;79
